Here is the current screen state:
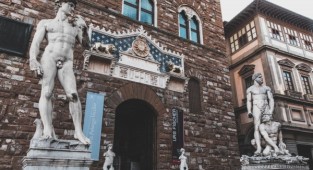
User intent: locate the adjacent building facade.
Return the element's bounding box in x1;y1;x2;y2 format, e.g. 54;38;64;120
0;0;240;169
224;0;313;169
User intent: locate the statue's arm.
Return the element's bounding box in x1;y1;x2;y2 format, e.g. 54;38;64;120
29;20;46;75
75;15;89;48
277;123;286;148
259;124;278;149
246;88;253;118
267;87;274;114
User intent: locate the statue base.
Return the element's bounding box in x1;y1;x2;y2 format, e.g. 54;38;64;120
242;164;309;170
241;155;309;170
23;139;93;170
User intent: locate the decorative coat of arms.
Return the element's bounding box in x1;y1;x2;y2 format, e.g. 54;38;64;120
132;36;150;58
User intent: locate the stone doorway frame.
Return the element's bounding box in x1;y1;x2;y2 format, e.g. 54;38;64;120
106;83;166;170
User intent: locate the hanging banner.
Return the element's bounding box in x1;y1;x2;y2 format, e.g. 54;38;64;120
83;92;105;160
171;107;184;164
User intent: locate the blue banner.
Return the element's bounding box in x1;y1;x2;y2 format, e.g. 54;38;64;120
83;92;105;160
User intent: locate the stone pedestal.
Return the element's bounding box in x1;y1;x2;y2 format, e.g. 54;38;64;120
241;155;309;170
23;139;93;170
242;163;309;170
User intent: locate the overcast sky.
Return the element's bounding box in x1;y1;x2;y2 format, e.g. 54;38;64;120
220;0;313;22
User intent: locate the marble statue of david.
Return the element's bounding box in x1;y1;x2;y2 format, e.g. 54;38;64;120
29;0;90;144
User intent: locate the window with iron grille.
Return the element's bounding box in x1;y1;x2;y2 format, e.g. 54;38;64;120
244;75;253;90
0;16;33;56
301;75;312;94
283;71;295;91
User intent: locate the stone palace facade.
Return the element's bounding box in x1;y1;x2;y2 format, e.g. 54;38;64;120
0;0;240;169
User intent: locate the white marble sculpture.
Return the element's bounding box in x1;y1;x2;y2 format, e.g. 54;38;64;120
255;114;290;157
246;73;274;155
240;73;309;167
179;148;188;170
29;0;90;144
103;144;115;170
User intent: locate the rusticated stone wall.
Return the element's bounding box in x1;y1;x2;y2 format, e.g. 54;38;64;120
0;0;240;169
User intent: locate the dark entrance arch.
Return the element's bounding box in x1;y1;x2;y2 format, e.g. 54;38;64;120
113;99;156;170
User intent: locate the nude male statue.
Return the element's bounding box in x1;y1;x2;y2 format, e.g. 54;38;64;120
29;0;90;144
246;73;274;155
179;148;188;170
103;144;115;170
258;114;290;157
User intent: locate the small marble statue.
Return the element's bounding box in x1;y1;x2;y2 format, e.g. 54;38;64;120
179;148;188;170
103;144;115;170
246;73;274;155
29;0;90;144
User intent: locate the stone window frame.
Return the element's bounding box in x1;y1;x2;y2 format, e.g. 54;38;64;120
283;27;301;47
299;32;313;51
289;106;306;122
238;64;255;96
300;75;313;95
267;20;284;42
230;20;257;53
282;70;295;91
278;59;297;92
177;5;203;44
296;63;313;95
122;0;158;27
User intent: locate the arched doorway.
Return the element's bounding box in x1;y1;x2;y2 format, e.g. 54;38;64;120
113;99;157;170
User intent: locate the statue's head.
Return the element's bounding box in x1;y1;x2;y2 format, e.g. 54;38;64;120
108;144;113;150
252;73;263;85
180;148;185;154
261;113;273;123
55;0;77;13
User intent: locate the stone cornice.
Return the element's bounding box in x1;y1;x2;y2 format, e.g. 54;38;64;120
229;45;313;70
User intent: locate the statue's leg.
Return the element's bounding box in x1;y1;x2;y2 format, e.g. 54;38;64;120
263;145;271;156
57;61;90;144
253;107;262;155
39;55;57;139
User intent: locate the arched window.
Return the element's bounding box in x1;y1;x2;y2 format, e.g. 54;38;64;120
178;6;203;44
123;0;156;26
188;78;201;113
190;16;199;43
179;11;188;39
